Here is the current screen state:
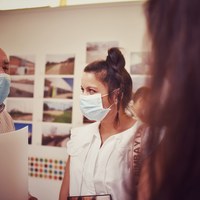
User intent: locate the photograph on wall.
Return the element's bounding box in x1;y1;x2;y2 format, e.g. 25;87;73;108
43;100;72;123
14;122;32;144
6;99;33;121
41;123;71;147
130;52;150;75
9;77;34;98
9;55;35;75
131;75;151;93
86;41;119;64
45;54;75;75
44;77;73;99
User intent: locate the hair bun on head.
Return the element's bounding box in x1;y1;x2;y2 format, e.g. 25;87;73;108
106;47;125;72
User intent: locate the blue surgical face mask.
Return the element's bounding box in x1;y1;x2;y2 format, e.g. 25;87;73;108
0;73;11;104
80;93;113;121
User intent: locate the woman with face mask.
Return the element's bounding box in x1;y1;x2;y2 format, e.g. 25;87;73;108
59;47;144;200
0;48;15;133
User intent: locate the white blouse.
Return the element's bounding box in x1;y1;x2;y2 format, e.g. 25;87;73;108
67;121;141;200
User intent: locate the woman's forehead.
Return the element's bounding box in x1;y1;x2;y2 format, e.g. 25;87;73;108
81;72;107;88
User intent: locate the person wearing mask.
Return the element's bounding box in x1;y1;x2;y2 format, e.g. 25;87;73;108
137;0;200;199
59;47;142;200
0;48;15;133
0;48;38;200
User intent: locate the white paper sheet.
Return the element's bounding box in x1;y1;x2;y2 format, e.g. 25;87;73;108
0;127;28;200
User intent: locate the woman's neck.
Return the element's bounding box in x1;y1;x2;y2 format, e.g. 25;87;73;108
99;111;136;144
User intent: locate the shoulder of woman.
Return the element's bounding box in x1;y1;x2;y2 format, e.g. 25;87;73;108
67;122;99;155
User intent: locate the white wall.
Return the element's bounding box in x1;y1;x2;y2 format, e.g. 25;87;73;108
0;2;146;200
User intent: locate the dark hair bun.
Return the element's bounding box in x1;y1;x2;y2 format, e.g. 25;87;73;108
106;47;125;71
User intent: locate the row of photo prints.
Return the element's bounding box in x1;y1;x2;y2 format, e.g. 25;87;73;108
7;41;150;148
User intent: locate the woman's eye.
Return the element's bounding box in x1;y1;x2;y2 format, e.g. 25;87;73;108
89;90;96;95
81;87;97;95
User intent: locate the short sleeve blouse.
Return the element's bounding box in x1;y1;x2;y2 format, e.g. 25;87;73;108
67;121;142;200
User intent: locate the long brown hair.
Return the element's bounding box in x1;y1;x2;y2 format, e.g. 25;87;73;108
142;0;200;199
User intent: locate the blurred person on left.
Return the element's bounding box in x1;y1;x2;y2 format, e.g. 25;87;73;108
0;48;38;200
0;48;15;133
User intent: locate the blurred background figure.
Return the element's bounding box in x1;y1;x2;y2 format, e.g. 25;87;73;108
132;86;150;122
126;86;150;123
0;48;15;133
137;0;200;199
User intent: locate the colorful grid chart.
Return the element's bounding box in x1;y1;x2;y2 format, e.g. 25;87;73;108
28;157;66;181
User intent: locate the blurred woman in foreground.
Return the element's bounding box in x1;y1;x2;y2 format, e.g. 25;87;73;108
138;0;200;199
